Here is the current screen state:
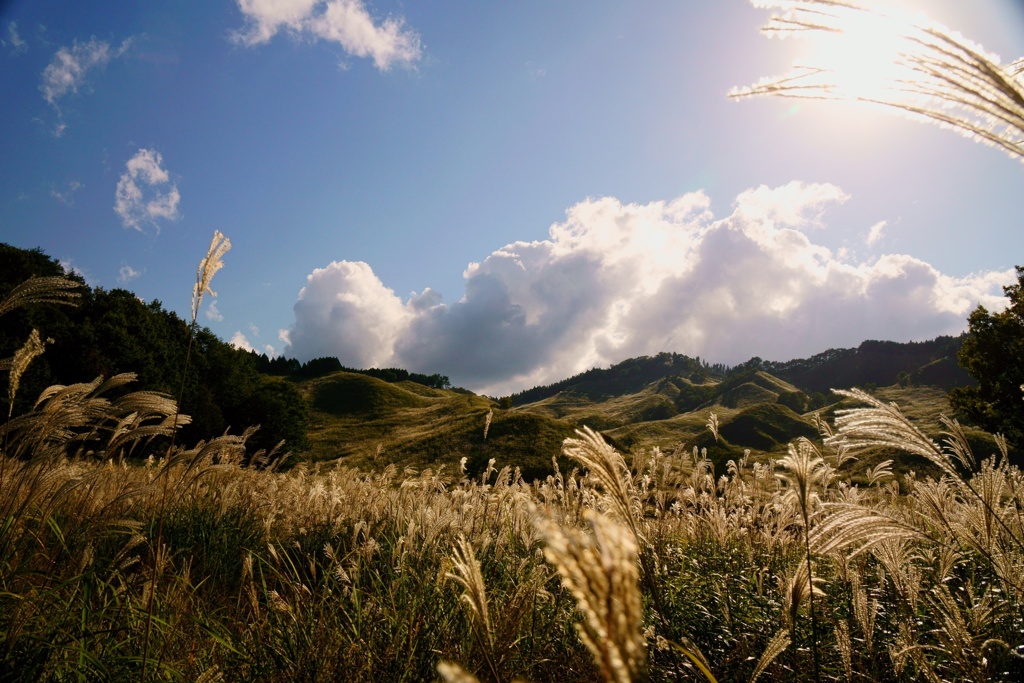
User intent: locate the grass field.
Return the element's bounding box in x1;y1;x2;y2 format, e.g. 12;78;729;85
3;373;1024;681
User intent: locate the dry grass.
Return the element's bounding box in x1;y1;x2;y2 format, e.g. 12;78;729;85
4;245;1024;681
3;378;1024;680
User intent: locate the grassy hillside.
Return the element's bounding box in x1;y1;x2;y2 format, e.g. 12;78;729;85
298;364;987;483
301;371;575;479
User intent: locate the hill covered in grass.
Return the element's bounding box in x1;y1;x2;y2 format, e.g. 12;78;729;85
299;371;576;480
295;355;993;482
3;242;986;480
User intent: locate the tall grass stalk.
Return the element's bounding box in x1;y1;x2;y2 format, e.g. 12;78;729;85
142;230;231;680
776;438;829;683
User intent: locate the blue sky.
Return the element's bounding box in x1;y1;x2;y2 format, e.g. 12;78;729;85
2;0;1023;395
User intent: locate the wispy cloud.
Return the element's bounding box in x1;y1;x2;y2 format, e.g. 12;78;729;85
117;264;141;284
233;0;421;71
39;37;133;134
5;22;27;54
114;148;181;232
50;180;83;206
284;183;1013;395
58;259;93;286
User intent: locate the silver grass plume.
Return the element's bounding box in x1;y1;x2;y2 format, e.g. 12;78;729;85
535;509;647;683
6;329;49;418
706;411;719;442
825;388;960;475
1;373;185;460
808;503;923;558
436;661;482;683
446;536;500;682
446;536;494;651
2;275;80;415
731;0;1024;162
191;230;231;323
562;427;642;543
750;628;791;683
775;437;828;680
0;275;81;318
780;561;825;630
776;437;830;524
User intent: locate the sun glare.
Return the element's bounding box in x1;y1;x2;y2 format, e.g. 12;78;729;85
794;7;918;102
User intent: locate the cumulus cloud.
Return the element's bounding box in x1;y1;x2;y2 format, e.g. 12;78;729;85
230;330;276;357
230;331;256;352
114;148;181;232
283;183;1013;395
206;300;224;322
233;0;421;70
286;260;411;367
118;264;141;284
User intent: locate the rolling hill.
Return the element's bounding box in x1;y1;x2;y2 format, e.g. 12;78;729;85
295;337;999;481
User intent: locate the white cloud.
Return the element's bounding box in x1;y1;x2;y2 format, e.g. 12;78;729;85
866;220;887;246
734;181;850;229
286;260;411;366
114;148;181;232
283;183;1014;395
5;22;27;54
230;331;276;357
40;37;133;134
206;300;224;321
230;331;257;352
118;264;141;284
233;0;421;71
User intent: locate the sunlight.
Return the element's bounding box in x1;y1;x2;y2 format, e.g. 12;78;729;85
735;0;1024;160
794;7;916;102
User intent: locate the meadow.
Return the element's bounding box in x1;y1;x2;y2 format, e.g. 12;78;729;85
3;338;1024;681
5;7;1024;674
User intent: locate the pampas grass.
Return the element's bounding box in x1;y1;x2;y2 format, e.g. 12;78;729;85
191;231;231;323
2;381;1024;679
535;509;647;683
0;274;81;318
731;0;1024;162
6;246;1024;680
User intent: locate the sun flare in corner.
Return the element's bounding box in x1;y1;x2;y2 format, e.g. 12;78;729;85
792;6;920;102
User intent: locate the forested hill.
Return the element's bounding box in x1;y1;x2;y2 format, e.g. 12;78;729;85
509;338;971;406
0;243;308;456
764;337;971;394
508;353;723;405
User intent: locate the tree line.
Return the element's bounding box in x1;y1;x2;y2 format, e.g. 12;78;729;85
250;353;451;388
0;243;308;457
